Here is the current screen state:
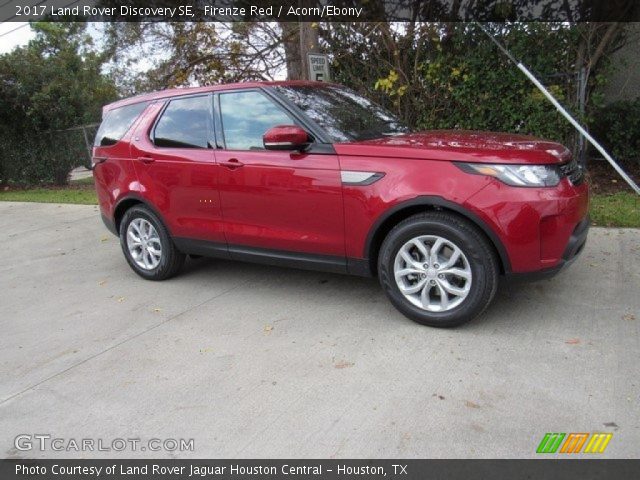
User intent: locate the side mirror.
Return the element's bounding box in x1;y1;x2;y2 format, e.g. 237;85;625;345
263;125;309;151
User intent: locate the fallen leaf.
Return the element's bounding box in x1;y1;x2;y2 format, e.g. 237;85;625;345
465;400;481;409
117;296;125;303
589;263;599;267
565;338;580;345
152;307;162;313
622;314;636;321
199;347;213;354
432;394;445;400
98;280;107;286
471;423;485;432
334;360;354;369
100;236;109;242
263;324;274;335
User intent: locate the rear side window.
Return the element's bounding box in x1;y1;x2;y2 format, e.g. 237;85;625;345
153;96;210;149
94;102;149;147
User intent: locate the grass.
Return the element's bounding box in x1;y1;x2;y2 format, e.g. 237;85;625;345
590;192;640;228
69;176;96;186
0;181;638;228
0;176;97;205
0;187;97;205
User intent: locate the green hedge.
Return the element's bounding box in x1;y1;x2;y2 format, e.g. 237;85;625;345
331;24;598;150
0;129;92;186
592;98;640;164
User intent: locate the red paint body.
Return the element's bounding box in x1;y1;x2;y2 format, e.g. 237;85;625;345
94;81;589;276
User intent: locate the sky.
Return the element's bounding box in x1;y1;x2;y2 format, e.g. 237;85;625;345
0;22;35;54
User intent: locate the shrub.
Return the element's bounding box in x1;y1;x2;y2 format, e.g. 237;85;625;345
0;23;116;186
0;129;90;186
331;23;603;151
591;98;640;164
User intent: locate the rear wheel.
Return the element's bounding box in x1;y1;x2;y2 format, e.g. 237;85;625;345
378;212;499;327
119;205;185;280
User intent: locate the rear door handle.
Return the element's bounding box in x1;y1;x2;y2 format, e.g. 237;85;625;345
137;156;155;164
220;158;244;169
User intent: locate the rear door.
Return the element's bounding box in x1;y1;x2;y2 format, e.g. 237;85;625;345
214;88;345;259
130;95;226;244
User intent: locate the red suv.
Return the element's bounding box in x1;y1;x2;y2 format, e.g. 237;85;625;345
93;81;589;327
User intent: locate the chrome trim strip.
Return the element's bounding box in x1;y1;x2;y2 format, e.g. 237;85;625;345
341;171;385;186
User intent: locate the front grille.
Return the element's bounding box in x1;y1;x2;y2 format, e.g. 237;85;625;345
559;159;585;186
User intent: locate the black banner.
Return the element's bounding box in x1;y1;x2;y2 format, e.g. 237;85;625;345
2;459;640;480
1;0;639;23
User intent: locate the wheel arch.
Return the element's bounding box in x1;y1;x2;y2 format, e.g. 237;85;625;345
113;194;170;235
364;196;511;276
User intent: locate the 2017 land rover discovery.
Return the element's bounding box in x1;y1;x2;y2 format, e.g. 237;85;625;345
93;81;589;327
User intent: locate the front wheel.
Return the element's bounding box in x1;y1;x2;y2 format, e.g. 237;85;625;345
119;205;185;280
378;212;499;327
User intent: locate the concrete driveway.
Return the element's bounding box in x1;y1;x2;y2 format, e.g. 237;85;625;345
0;201;638;459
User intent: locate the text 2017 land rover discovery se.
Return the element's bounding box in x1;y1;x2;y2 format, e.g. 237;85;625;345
93;81;589;327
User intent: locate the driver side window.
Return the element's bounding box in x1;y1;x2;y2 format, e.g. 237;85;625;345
219;91;295;150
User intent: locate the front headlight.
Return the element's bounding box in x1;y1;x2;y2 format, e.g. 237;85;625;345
457;163;561;187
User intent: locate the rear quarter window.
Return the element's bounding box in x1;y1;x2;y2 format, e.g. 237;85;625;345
94;102;149;147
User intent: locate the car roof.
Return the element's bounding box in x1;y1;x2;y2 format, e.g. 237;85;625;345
103;80;335;112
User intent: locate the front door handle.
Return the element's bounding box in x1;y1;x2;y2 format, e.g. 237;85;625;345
220;158;244;169
137;156;155;164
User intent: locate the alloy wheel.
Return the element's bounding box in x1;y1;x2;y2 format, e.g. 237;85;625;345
126;218;162;270
393;235;472;312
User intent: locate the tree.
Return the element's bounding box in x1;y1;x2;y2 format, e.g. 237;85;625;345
102;22;292;93
281;21;320;80
0;22;118;185
324;21;636;159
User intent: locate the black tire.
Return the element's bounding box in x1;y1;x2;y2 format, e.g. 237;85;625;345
378;211;499;327
119;205;185;281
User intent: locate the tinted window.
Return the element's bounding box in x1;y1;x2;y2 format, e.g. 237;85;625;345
274;85;410;142
219;91;294;150
154;96;210;149
94;102;149;147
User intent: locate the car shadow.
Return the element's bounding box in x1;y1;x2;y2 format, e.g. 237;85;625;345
177;255;576;330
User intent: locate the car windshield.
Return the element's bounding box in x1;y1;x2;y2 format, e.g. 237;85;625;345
273;85;411;142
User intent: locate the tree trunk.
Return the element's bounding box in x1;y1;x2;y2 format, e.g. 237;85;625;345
279;21;320;80
299;21;320;80
279;22;302;80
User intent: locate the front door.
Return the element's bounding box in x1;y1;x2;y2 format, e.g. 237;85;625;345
214;89;345;259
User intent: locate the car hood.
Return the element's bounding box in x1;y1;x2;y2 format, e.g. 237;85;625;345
333;130;571;165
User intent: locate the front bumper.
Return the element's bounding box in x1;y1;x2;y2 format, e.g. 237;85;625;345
506;215;589;281
464;177;590;275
